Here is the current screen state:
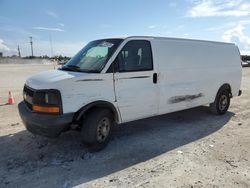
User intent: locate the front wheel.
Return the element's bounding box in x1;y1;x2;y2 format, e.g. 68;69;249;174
209;90;230;115
81;109;114;152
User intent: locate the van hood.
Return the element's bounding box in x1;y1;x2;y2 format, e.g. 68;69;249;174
25;69;86;89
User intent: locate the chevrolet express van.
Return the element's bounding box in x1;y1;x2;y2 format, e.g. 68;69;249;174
18;36;242;151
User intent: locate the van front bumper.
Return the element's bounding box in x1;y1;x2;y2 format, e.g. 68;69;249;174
18;101;74;138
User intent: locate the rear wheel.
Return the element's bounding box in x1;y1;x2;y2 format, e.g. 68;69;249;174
81;109;114;152
209;90;230;115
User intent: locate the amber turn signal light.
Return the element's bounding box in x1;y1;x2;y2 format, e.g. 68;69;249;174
32;105;60;113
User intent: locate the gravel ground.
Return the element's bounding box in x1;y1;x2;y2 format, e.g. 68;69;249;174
0;64;249;188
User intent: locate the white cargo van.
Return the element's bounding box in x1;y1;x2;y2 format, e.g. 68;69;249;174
18;36;242;151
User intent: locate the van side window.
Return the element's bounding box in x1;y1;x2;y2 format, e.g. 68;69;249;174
117;40;153;72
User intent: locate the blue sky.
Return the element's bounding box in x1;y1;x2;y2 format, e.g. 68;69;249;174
0;0;250;57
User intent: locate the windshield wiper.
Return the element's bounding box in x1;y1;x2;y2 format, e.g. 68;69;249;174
60;65;83;72
67;65;81;69
60;65;100;73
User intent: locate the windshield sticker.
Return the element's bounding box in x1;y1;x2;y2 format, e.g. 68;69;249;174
98;41;114;48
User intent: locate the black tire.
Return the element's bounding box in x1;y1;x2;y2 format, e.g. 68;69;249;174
81;108;114;152
209;89;230;115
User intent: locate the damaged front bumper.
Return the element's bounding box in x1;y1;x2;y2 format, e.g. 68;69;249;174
18;101;74;137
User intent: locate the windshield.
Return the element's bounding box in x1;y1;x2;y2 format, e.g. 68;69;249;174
62;39;123;73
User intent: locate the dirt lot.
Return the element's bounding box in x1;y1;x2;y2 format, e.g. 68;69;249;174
0;64;249;188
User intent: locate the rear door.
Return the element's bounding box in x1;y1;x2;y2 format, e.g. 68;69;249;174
112;40;160;122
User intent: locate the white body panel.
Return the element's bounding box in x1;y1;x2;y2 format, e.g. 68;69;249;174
114;70;159;122
25;36;242;124
26;70;117;116
150;38;242;115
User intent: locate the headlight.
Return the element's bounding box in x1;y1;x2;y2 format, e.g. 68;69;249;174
32;90;62;114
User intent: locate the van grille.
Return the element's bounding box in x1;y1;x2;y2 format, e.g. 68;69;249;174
23;85;34;110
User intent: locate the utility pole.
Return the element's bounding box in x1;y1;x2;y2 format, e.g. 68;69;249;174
49;32;54;57
29;36;33;57
49;32;56;69
17;45;21;58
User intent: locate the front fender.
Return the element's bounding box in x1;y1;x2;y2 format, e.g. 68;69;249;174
73;100;121;124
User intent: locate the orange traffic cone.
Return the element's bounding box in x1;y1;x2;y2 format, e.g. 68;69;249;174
8;91;15;105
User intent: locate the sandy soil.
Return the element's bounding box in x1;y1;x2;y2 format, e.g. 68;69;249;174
0;64;249;188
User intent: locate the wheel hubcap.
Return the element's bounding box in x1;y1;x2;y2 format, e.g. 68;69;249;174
96;117;110;142
219;95;228;111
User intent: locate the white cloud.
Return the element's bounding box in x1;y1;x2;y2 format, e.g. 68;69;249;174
148;25;156;29
33;27;65;32
222;21;250;55
0;38;10;51
45;10;58;19
207;22;235;31
0;38;18;56
0;25;38;38
58;23;65;27
187;0;250;17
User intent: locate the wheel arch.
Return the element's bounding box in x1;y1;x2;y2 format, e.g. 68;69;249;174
73;100;121;124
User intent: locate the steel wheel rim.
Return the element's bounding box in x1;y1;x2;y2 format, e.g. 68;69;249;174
219;95;228;111
96;117;110;142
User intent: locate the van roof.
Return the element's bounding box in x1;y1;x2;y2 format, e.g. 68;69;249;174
102;36;235;46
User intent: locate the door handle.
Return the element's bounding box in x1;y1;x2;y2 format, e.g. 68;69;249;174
153;73;157;84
